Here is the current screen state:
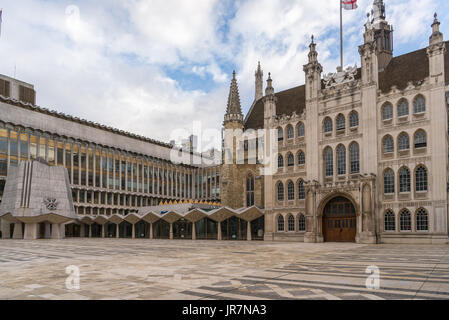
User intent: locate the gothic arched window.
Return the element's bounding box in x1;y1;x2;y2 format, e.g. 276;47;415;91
277;127;284;142
384;210;396;231
277;182;284;201
287;153;294;167
324;147;333;177
415;166;428;192
414;130;427;149
399;167;411;193
384;169;395;194
278;155;284;168
287;181;295;200
288;215;295;231
413;95;426;114
382;103;393;120
297;122;305;137
298;180;305;200
398;99;409;117
398;133;410;151
287;125;294;140
400;209;411;231
297;151;305;165
416;208;429;231
336;114;346;131
298;214;306;231
277;215;285;232
349;112;359;128
246;174;255;207
349;142;360;174
383;135;394;153
337;145;346;175
324;117;333;133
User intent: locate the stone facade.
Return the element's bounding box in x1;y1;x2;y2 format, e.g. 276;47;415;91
221;1;449;244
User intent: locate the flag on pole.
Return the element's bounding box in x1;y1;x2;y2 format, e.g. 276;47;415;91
342;0;358;10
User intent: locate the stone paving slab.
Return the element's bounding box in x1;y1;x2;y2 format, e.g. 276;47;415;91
0;239;448;300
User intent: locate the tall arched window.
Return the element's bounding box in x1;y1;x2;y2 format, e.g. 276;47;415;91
324;117;333;133
399;167;411;193
287;125;294;140
398;133;410;151
337;145;346;175
336;114;346;131
413;95;426;114
414;130;427;149
400;209;411;231
297;122;305;137
324;147;333;177
349;142;360;174
277;127;284;142
349;112;359;128
277;215;285;232
384;169;395;194
246;174;255;207
288;215;295;231
287;181;295;200
297;151;305;165
298;214;306;231
277;182;284;201
416;208;429;231
382;103;393;120
383;135;394;153
384;210;396;231
278;155;284;168
398;99;409;117
298;180;305;200
415;166;428;192
287;153;294;167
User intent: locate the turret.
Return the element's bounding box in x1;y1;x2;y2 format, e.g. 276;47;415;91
223;71;244;126
303;35;322;100
371;0;393;71
263;73;277;120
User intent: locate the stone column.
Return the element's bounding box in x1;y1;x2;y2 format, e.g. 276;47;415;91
13;223;23;239
247;220;252;241
169;223;173;240
116;223;119;239
192;222;196;240
51;223;62;239
101;225;105;238
217;221;222;240
80;224;85;238
24;223;38;240
0;219;11;239
149;223;153;239
132;223;135;239
88;225;92;238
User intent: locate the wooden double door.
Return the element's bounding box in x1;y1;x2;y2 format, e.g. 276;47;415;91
322;197;356;242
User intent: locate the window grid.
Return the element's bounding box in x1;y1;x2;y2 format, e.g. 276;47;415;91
414;96;426;114
384;211;396;231
415;166;428;192
277;216;285;232
287;153;294;167
384;169;395;194
398;100;409;117
287;181;295;200
298;215;306;231
383;136;394;153
298;151;305;165
349;143;360;174
324;118;333;133
277;128;283;142
277;183;284;201
287;126;294;140
382;103;393;120
288;215;295;231
398;133;410;151
336;115;345;131
414;131;427;148
337;145;346;175
349;112;359;128
416;209;429;231
297;123;305;137
400;210;411;231
324;148;333;177
399;168;411;193
298;180;305;200
278;155;284;168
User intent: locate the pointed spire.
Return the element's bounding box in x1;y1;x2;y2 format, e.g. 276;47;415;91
265;72;274;96
432;12;440;34
224;70;243;123
255;61;264;101
308;35;318;63
371;0;385;26
430;12;443;45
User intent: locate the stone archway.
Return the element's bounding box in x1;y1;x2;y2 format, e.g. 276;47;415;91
321;196;357;243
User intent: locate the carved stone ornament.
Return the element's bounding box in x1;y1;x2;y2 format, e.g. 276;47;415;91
323;65;358;88
44;198;58;211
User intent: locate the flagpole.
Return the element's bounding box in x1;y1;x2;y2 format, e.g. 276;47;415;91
340;0;343;70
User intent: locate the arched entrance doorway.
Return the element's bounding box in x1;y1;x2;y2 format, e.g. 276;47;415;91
322;196;356;242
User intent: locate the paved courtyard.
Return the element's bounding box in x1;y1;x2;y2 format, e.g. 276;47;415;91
0;239;448;300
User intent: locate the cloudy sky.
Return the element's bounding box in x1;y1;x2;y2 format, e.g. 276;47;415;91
0;0;447;150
